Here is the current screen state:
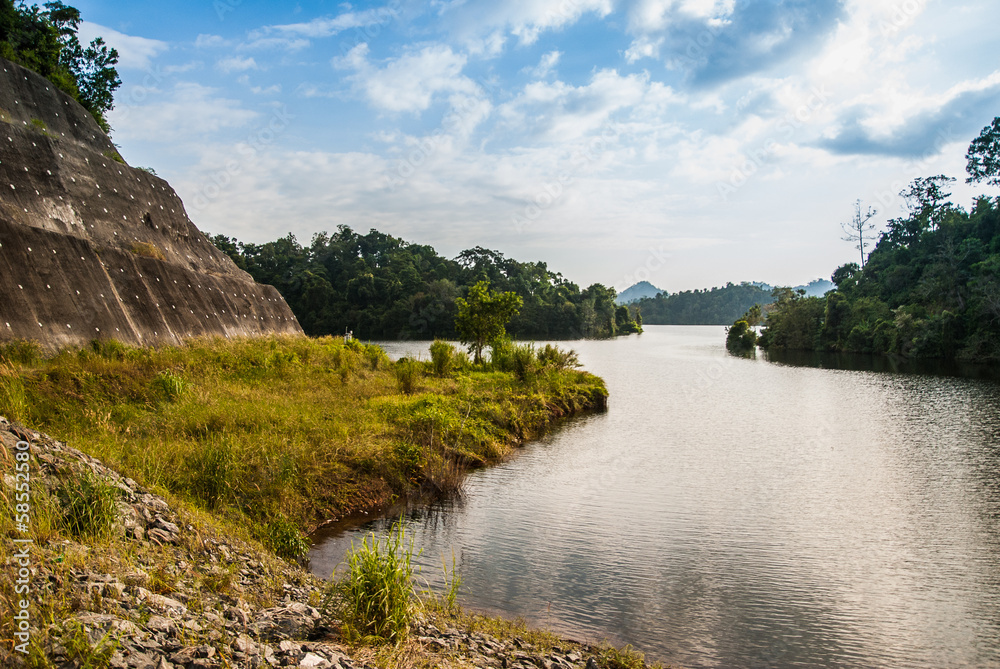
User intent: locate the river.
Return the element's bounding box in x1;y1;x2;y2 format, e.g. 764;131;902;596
309;325;1000;668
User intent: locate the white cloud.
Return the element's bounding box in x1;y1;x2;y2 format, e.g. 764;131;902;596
334;43;480;113
624;36;664;64
195;34;230;49
217;57;259;74
442;0;613;47
109;83;258;143
523;51;561;78
251;84;282;95
244;6;398;50
78;22;168;70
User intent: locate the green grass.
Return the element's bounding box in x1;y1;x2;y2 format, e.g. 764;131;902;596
0;335;607;562
334;520;416;644
57;471;120;540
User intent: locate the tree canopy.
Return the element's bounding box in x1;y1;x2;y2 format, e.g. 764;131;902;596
632;282;773;325
210;226;642;341
455;280;522;363
758;117;1000;362
0;1;120;131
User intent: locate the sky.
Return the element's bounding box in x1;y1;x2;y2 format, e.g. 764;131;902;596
68;0;1000;293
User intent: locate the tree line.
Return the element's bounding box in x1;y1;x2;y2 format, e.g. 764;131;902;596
631;282;774;325
209;227;642;341
756;117;1000;363
1;1;121;132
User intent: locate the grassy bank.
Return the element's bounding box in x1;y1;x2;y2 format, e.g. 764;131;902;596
0;335;607;560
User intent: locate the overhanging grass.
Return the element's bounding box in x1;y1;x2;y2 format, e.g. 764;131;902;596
0;335;607;560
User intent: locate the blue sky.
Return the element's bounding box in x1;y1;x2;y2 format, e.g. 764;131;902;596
70;0;1000;292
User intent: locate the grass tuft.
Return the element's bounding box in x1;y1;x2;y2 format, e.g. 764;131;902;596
335;521;416;644
57;471;120;540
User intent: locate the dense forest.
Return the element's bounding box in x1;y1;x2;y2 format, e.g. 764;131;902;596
758;117;1000;362
632;282;774;325
209;227;642;340
0;1;120;131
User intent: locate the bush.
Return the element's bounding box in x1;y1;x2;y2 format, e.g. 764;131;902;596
394;358;422;394
429;340;456;376
726;319;757;356
130;241;165;260
260;514;310;563
58;472;120;540
335;521;416;643
90;338;130;360
490;339;538;382
0;339;43;365
537;344;580;370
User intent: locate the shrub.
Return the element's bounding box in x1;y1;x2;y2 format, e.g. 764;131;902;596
58;471;120;540
725;319;757;356
394;358;422;394
537;344;580;370
0;339;43;364
260;514;310;563
90;338;130;360
130;241;165;260
336;521;416;643
429;340;456;376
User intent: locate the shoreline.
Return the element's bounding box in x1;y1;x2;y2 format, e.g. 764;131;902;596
0;417;668;669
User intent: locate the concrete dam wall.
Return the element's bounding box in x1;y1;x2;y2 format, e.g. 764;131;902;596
0;58;303;350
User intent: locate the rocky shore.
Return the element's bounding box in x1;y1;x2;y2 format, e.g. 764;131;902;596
0;418;662;669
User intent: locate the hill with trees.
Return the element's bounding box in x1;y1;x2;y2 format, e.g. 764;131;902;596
631;282;773;325
757;117;1000;362
0;0;121;131
209;228;642;340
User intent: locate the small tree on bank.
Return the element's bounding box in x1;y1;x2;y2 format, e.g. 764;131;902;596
454;280;522;364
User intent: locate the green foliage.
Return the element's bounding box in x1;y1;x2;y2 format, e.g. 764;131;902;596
57;471;119;540
760;120;1000;362
45;620;119;669
0;1;120;131
394;357;423;394
455;280;522;364
966;117;1000;187
335;521;416;643
0;338;43;364
725;319;757;356
635;282;775;325
259;514;310;563
429;339;456;376
207;227;629;341
152;370;186;401
537;343;580;370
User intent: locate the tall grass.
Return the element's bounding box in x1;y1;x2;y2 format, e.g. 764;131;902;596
57;471;120;540
335;521;416;643
0;335;606;563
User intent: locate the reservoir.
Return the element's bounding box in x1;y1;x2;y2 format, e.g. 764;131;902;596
309;325;1000;668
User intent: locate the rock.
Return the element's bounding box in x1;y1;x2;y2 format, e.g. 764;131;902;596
586;659;600;669
299;653;329;668
146;615;175;634
252;603;321;641
125;652;157;669
135;587;187;614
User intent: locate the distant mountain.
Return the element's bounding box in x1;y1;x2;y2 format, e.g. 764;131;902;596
615;281;664;304
751;278;834;297
796;278;834;297
626;277;835;325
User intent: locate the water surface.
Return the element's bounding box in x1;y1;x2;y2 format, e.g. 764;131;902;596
311;326;1000;668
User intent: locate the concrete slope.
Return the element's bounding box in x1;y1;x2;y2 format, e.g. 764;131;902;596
0;58;302;349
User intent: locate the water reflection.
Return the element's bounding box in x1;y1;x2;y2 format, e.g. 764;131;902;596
312;327;1000;668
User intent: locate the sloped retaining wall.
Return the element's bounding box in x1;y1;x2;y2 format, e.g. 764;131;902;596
0;58;302;349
